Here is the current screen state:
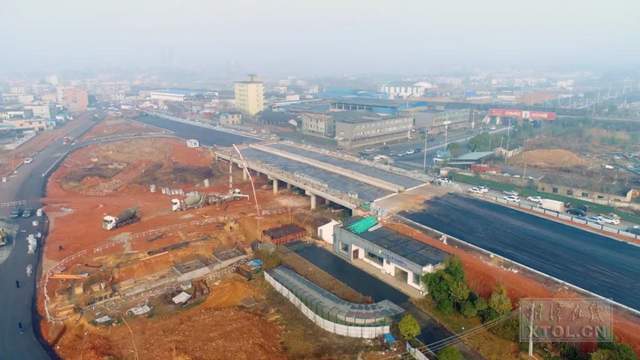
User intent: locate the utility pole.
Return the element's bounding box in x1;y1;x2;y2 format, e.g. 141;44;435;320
422;129;428;173
528;302;535;358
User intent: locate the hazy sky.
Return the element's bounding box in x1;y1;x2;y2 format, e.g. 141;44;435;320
1;0;639;76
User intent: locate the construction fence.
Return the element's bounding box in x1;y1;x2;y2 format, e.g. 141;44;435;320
264;271;391;338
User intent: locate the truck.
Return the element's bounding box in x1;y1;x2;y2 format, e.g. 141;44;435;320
102;208;139;230
171;189;248;211
540;199;565;213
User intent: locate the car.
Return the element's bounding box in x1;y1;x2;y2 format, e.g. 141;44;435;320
18;322;24;335
435;177;452;185
586;216;603;224
468;187;482;194
22;209;33;218
32;220;39;227
567;208;587;217
527;196;542;203
503;191;519;197
477;186;489;193
598;216;620;225
503;195;521;203
23;157;33;164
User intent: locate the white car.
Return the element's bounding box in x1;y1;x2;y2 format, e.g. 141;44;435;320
527;196;542;204
598;216;620;225
504;195;521;203
503;191;519;197
23;157;33;164
469;187;482;194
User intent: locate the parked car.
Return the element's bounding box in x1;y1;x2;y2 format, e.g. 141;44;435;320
598;215;620;225
503;190;519;197
469;187;482;194
567;208;587;217
586;216;603;224
22;209;33;218
477;186;489;193
23;157;33;164
526;196;542;204
503;195;521;203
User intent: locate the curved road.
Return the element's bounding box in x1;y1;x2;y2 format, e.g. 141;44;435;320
0;114;258;359
0;119;97;359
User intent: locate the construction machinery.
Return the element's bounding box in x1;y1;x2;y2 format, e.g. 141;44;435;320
171;189;248;211
102;207;139;230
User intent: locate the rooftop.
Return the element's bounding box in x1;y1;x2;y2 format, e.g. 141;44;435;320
263;224;306;239
267;266;404;324
332;111;393;124
451;151;495;162
346;221;448;267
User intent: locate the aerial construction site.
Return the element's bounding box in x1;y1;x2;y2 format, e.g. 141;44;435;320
20;114;640;360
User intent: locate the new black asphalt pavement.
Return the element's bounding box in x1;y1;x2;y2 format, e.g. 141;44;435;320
403;194;640;312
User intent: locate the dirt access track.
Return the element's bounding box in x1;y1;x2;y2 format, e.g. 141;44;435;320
38;133;317;359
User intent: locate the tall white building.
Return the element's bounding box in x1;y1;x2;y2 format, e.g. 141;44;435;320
234;74;264;116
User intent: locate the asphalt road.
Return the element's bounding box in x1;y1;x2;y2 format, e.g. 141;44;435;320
404;194;640;312
0;119;98;360
136;113;257;146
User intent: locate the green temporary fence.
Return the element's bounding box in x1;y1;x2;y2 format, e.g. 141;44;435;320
348;216;378;234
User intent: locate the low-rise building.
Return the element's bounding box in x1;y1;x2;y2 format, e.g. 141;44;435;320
333;217;448;293
334;112;413;149
410;109;473;135
537;182;639;205
219;112;242;126
24;103;53;120
300;112;335;138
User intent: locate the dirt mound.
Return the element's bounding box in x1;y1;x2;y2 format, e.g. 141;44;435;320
134;162;215;186
510;148;588;169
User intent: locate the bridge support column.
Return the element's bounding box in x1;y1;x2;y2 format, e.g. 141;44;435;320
242;168;248;181
310;194;317;210
273;179;279;194
286;182;291;190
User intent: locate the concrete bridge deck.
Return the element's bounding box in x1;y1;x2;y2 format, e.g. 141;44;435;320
216;142;427;211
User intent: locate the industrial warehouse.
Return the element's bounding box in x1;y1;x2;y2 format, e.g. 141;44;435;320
332;217;449;293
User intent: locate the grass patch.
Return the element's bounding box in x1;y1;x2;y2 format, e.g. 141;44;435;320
450;173;640;225
412;297;520;360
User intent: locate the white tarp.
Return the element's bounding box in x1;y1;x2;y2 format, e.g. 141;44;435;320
172;291;192;304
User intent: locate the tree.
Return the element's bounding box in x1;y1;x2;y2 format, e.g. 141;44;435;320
398;314;421;340
449;279;470;305
437;346;463;360
461;300;477;318
591;342;638;360
488;284;512;317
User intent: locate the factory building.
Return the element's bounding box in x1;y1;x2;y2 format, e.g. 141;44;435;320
300;112;336;138
410;109;474;135
333;217;448;293
234;74;264;116
334;111;413;149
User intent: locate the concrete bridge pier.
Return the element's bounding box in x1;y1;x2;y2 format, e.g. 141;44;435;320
310;194;317;210
272;179;279;194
